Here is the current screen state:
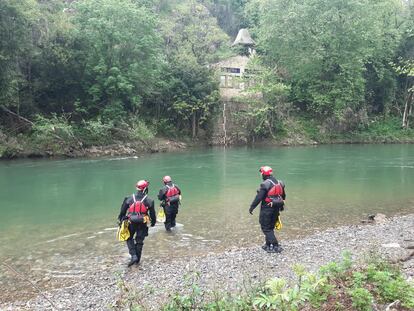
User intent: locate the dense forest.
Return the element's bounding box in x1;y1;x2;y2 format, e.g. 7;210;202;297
0;0;413;157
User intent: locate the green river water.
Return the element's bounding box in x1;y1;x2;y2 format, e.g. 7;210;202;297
0;144;413;301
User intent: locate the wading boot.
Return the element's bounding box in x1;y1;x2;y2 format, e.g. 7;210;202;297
262;245;275;253
127;255;139;267
272;245;283;253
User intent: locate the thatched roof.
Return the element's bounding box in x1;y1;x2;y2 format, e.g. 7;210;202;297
232;28;255;46
213;55;249;68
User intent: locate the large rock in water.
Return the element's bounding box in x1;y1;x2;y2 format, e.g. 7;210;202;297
367;213;388;224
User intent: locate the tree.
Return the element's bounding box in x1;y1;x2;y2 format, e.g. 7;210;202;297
147;0;227;138
169;55;220;138
71;0;163;121
257;0;405;121
202;0;249;36
161;0;229;65
394;1;414;129
0;0;38;116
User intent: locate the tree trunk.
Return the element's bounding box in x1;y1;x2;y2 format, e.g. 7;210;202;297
402;91;413;129
406;92;413;129
192;111;196;139
0;105;34;126
16;57;20;116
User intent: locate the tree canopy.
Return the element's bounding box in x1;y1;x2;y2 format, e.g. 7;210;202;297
0;0;413;156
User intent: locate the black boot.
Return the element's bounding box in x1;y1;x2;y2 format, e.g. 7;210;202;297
272;244;283;253
127;255;139;267
262;245;274;253
135;243;143;264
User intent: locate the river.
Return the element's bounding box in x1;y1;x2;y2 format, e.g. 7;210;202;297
0;144;413;301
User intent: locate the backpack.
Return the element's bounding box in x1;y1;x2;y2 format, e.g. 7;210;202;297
165;184;180;205
128;194;148;224
265;179;284;209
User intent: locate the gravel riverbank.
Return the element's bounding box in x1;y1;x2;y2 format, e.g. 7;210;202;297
2;213;413;310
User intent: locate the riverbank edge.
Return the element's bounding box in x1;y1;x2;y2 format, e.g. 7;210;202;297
0;137;191;160
2;213;413;310
1;134;414;160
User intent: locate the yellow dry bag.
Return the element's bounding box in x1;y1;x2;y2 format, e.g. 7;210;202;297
117;220;130;241
157;208;166;223
275;215;283;230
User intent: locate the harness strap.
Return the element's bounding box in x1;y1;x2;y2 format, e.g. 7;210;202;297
268;179;276;186
131;194;147;213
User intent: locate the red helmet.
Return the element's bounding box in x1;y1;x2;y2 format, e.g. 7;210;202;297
259;166;273;176
136;180;149;190
163;175;171;183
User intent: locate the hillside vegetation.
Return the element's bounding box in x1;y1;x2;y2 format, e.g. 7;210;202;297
1;0;413;157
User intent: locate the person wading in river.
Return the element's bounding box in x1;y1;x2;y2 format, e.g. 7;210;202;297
118;180;156;266
158;176;181;232
249;166;286;253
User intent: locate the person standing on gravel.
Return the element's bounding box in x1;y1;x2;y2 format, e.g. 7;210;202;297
249;166;286;253
158;175;182;231
118;180;156;267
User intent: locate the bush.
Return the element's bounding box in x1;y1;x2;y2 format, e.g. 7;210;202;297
349;287;373;311
76;119;112;146
31;114;77;152
0;143;21;158
354;116;414;142
365;262;414;308
253;264;330;311
126;117;155;142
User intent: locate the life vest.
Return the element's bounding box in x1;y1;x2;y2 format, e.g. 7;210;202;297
128;194;148;223
165;184;180;204
264;179;284;206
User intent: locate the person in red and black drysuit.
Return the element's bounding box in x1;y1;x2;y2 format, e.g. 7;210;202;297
158;176;182;232
118;180;156;267
249;166;286;253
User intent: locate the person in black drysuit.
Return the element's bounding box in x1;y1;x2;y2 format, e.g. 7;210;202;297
249;166;286;253
118;180;156;266
158;175;181;231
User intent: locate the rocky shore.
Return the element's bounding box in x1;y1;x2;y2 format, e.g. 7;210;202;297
2;213;413;311
0;137;188;159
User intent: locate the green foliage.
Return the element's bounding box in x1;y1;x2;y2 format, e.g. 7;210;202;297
112;254;414;311
203;0;250;36
124;117;155;141
319;251;353;279
157;55;221;138
0;135;22;159
354;116;414;142
234;56;291;142
0;0;225;146
163;272;203;310
114;276;145;311
253;264;329;311
365;262;414;308
72;0;162;117
0;0;39;112
31;114;77;150
76;119;112;146
256;0;410;121
161;0;229;65
1;0;414;151
349;287;373;311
